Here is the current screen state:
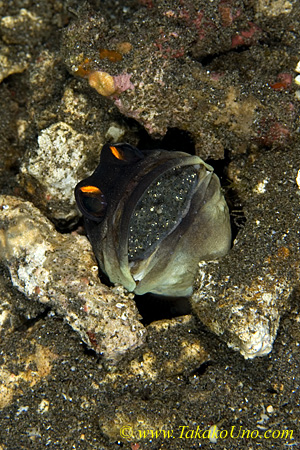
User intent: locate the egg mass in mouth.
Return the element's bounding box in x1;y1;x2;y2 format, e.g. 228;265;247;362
128;165;198;261
75;143;231;297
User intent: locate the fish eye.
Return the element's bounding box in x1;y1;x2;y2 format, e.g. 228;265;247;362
109;145;125;160
75;184;107;222
105;143;144;164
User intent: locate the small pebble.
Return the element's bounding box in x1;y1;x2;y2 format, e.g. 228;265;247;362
208;425;218;443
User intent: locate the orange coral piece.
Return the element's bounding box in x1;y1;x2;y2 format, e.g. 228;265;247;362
116;41;132;55
75;58;91;78
270;82;288;90
270;73;292;90
88;71;116;96
99;48;123;62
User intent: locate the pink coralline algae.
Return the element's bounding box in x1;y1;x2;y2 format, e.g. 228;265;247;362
113;73;135;94
231;21;261;48
87;70;134;97
154;31;185;59
257;120;291;147
218;1;241;27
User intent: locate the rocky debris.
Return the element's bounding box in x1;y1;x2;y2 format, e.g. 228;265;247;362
0;1;299;449
1;8;46;46
0;3;67;84
192;144;300;358
0;0;299;366
254;0;294;18
0;338;58;410
19;122;104;225
0;195;146;363
62;0;299;159
0;83;28;194
131;316;210;379
98;315;210;442
0;42;30;83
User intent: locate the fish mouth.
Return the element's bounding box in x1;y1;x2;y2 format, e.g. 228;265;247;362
116;155;213;266
78;144;230;297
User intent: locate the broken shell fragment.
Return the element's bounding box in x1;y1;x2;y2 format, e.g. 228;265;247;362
75;143;231;296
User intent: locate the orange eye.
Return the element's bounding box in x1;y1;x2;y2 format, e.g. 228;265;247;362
75;185;107;222
110;145;125;160
101;143;145;165
80;185;102;195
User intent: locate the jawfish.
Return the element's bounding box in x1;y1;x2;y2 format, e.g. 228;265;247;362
75;143;231;297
